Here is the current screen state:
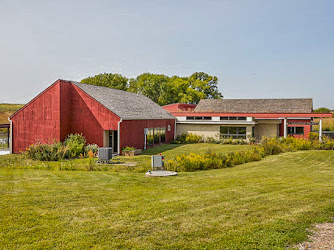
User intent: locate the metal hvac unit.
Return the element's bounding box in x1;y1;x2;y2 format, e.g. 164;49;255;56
98;147;113;162
151;155;164;171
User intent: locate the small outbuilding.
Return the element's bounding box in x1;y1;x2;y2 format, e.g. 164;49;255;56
10;80;175;154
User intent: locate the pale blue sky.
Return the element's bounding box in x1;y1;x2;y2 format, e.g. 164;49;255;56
0;0;333;108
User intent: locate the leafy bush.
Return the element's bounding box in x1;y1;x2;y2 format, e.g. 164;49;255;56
64;134;86;158
26;134;96;161
122;146;136;152
85;144;98;156
26;141;65;161
173;133;204;144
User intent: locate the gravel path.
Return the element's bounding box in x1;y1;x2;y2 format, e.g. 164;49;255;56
297;222;334;249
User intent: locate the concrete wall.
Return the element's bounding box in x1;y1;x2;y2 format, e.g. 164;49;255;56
254;122;279;139
177;124;221;139
177;124;253;140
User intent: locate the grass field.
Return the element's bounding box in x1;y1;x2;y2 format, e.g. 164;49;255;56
314;117;334;131
0;103;24;124
1;150;334;248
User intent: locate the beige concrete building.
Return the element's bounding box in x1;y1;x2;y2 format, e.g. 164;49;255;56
163;98;329;141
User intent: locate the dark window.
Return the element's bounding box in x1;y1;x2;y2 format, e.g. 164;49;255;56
203;117;212;120
161;127;166;142
288;127;304;135
237;117;247;120
220;117;229;120
195;117;203;120
220;126;247;139
186;117;195;120
229;117;237;120
146;127;167;147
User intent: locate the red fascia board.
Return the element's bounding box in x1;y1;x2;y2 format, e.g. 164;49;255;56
9;79;62;120
170;112;332;118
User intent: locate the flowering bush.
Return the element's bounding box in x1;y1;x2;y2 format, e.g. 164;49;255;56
166;136;334;172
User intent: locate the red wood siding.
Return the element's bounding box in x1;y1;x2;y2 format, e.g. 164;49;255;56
11;80;121;153
11;81;61;153
69;84;120;146
279;119;312;139
163;103;197;112
120;119;175;150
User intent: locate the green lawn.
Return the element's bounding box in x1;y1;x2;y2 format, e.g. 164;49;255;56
1;150;334;248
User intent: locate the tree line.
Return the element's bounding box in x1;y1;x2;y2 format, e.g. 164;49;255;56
81;72;222;105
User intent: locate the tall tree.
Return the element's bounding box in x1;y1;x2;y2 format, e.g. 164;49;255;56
81;72;223;105
81;73;128;91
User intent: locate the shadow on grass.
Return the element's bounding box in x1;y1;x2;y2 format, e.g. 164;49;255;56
141;144;182;155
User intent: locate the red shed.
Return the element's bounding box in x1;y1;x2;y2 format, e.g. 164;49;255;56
9;80;175;154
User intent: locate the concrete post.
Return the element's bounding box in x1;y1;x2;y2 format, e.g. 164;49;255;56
284;118;288;138
319;118;323;142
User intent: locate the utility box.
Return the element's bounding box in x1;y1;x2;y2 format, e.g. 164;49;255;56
98;147;113;162
151;155;164;171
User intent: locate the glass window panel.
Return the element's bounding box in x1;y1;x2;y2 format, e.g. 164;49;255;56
147;128;154;146
195;117;203;120
220;117;228;120
203;117;211;120
288;127;293;134
238;127;246;134
154;128;160;144
229;127;237;134
229;117;237;120
186;117;195;120
220;127;229;134
237;117;246;120
295;127;304;135
161;127;166;142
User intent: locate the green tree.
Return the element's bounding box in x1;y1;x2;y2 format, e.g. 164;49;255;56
81;73;128;91
313;107;331;113
81;72;223;105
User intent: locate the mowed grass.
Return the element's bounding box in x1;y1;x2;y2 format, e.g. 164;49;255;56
1;150;334;248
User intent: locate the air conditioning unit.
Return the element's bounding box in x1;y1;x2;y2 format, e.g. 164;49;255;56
98;147;113;162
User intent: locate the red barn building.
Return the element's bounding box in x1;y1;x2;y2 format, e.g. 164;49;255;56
163;99;331;141
9;79;175;154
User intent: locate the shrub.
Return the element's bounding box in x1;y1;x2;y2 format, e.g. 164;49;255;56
26;134;92;161
85;144;98;156
26;141;65;161
173;133;204;144
64;134;86;159
166;136;334;172
122;146;136;152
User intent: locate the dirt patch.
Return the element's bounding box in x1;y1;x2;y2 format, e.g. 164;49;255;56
296;221;334;249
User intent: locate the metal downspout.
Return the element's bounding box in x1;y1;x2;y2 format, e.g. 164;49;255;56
8;118;12;154
117;118;122;155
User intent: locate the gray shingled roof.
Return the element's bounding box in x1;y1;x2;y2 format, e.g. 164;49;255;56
194;98;313;113
72;82;175;120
